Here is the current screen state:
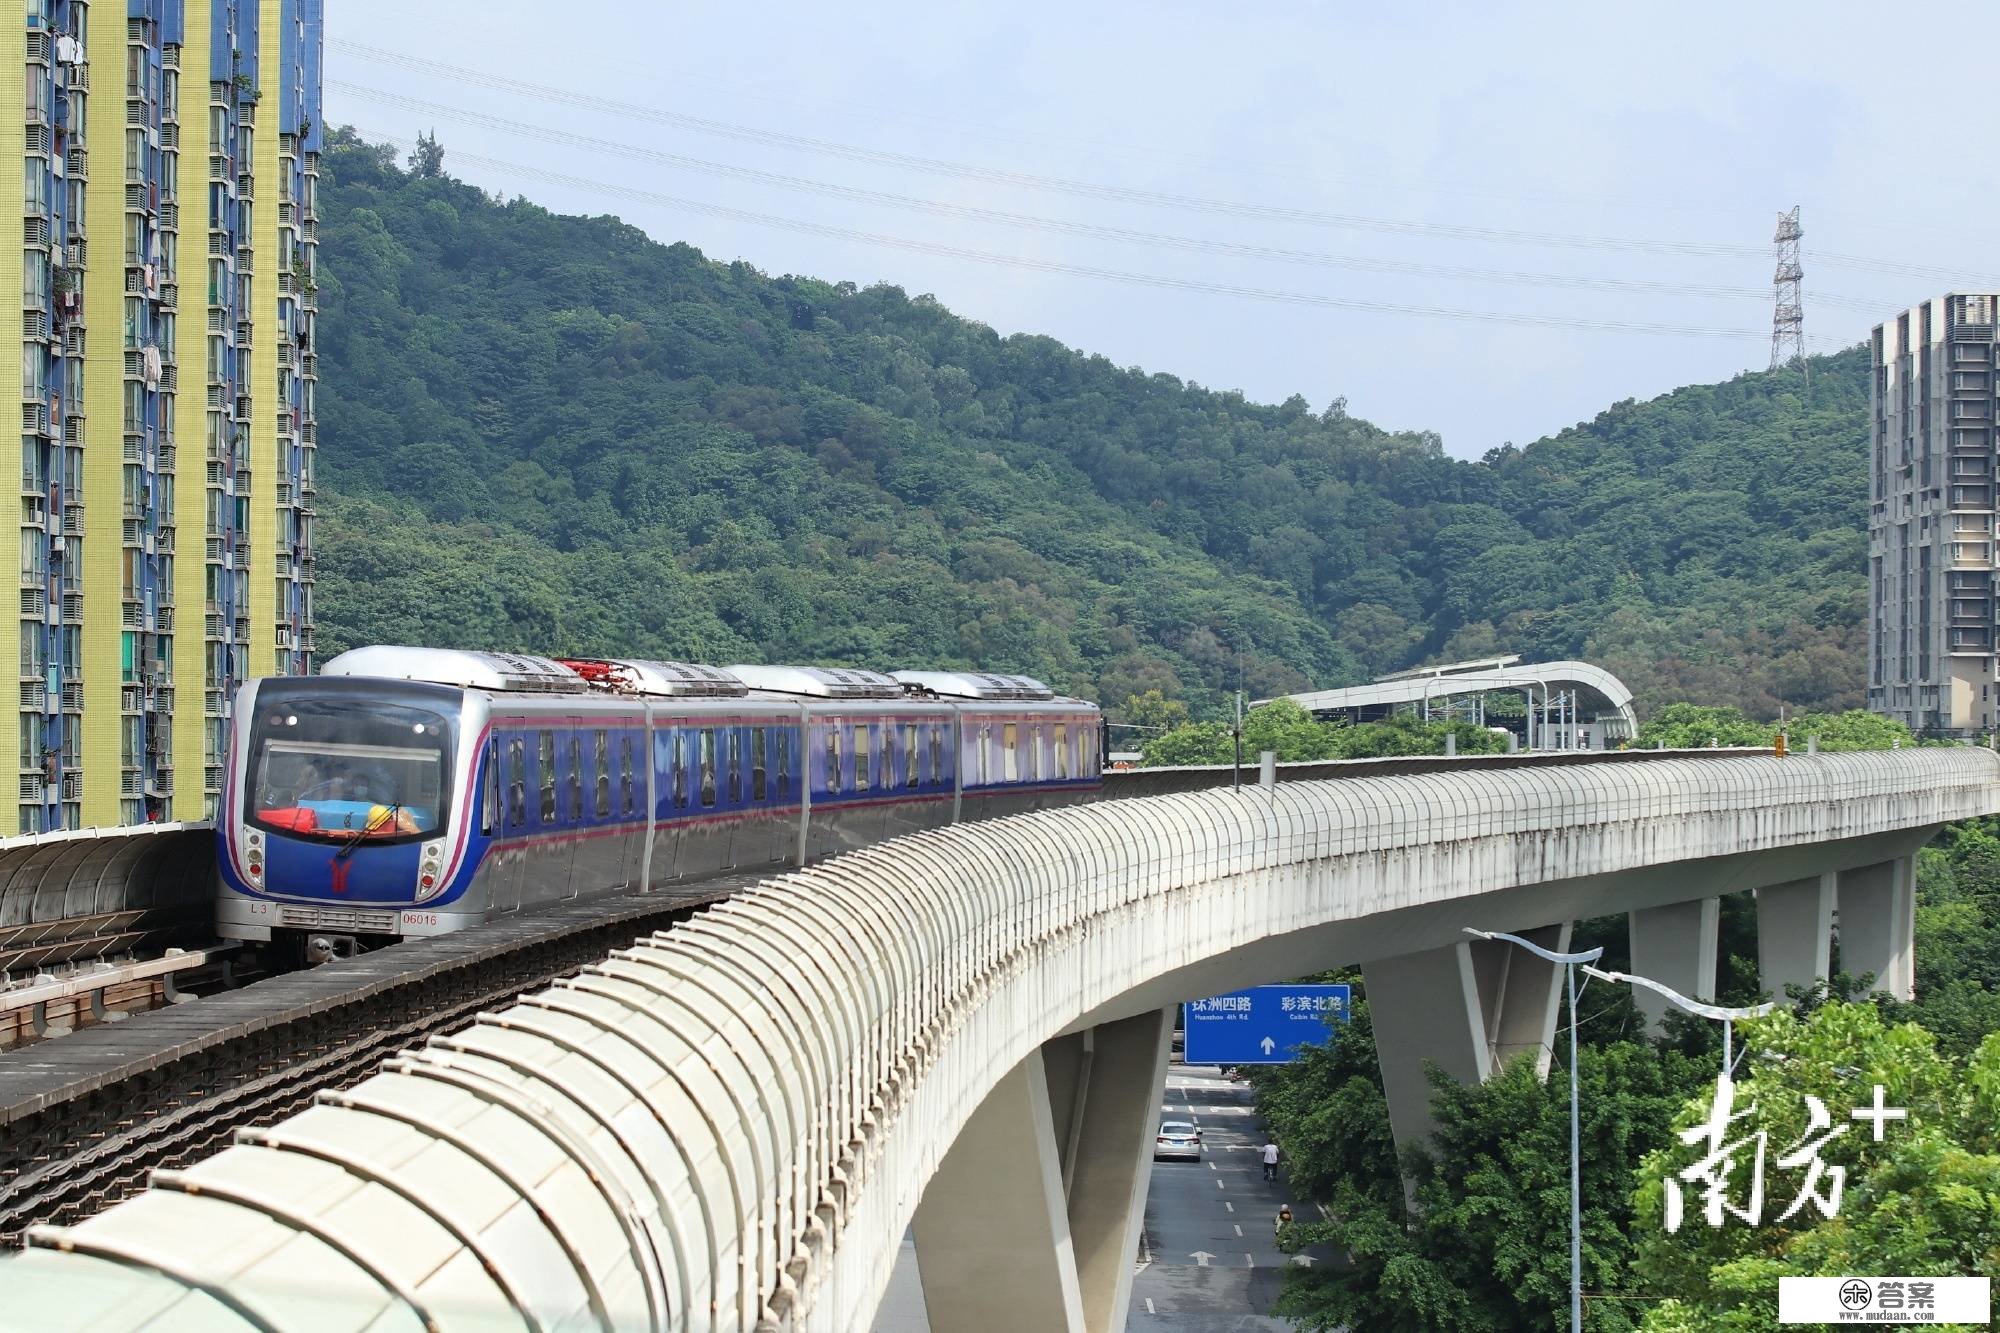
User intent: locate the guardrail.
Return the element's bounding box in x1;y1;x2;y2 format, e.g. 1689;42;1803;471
1099;744;1779;798
0;944;239;1044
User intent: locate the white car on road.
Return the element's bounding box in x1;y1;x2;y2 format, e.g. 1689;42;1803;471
1154;1120;1202;1161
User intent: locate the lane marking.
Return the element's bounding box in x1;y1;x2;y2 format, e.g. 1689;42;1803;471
1207;1161;1217;1171
1145;1298;1156;1315
1233;1223;1243;1237
1215;1179;1225;1190
1244;1253;1255;1267
1224;1202;1234;1213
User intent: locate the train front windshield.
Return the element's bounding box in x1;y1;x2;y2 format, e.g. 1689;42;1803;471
245;689;457;843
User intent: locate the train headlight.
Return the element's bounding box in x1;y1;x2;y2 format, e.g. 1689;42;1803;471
240;826;265;890
415;839;446;902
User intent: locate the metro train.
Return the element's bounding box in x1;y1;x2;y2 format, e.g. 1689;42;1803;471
216;646;1104;964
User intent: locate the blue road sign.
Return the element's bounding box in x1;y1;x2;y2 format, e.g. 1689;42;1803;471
1182;984;1352;1065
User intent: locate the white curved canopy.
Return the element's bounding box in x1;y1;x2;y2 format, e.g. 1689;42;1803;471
1270;659;1639;735
3;749;1990;1331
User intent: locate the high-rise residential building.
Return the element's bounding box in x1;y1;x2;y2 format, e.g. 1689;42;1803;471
1870;293;2000;737
5;0;321;831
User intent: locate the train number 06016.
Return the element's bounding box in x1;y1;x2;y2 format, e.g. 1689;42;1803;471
402;912;439;927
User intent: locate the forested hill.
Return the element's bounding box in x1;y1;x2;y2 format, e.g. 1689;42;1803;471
315;130;1870;720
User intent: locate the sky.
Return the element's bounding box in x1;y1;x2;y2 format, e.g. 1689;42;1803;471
326;1;2000;458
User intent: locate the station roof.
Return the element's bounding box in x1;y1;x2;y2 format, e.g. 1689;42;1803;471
1262;659;1638;734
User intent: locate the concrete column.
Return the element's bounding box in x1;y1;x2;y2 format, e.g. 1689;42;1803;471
912;1008;1171;1333
1362;923;1570;1156
913;1050;1086;1333
1757;874;1835;1001
1063;1007;1173;1333
1838;858;1916;1001
1480;923;1571;1078
1627;898;1719;1032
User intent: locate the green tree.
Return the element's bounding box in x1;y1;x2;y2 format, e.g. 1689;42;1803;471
1140;721;1235;767
1783;709;1917;752
1635;704;1774;749
1118;688;1190;734
1634;1007;2000;1332
1137;702;1508;766
1266;1012;1708;1332
407;128;445;178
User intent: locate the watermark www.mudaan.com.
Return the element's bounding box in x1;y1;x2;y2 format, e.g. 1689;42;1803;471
1778;1277;1990;1324
1659;1075;1990;1325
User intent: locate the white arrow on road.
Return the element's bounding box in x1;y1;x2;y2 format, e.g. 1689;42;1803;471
1291;1254;1316;1268
1259;1037;1276;1055
1189;1251;1215;1268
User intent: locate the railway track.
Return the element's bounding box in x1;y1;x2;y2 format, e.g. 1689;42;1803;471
0;877;752;1246
0;746;1773;1245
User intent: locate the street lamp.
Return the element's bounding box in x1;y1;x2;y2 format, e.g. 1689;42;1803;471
1580;967;1773;1075
1465;928;1605;1333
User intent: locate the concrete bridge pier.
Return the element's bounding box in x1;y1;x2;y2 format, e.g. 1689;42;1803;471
1362;922;1571;1159
911;1008;1172;1333
1838;857;1917;1001
1627;897;1719;1031
1757;873;1836;1000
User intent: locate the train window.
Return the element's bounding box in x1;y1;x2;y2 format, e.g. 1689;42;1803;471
594;730;612;818
727;730;742;804
568;736;584;821
482;740;501;834
673;730;689;809
700;730;717;807
1028;724;1043;782
620;737;636;816
827;726;842;795
538;731;556;823
930;724;944;786
905;724;919;788
751;728;767;801
776;729;791;799
1003;723;1019;782
507;737;526;827
977;725;991;786
854;725;871;792
1055;723;1069;780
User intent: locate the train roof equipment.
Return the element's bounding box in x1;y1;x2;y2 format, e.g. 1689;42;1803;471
558;658;749;698
726;665;905;699
318;646;588;693
893;670;1057;701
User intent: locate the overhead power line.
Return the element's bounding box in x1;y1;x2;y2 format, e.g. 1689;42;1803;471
355;128;1833;346
579;49;1772;222
338;81;1846;309
331;41;2000;298
1813;250;2000;289
331;40;1772;262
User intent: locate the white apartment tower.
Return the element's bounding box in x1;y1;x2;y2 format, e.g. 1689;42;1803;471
1870;294;2000;736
